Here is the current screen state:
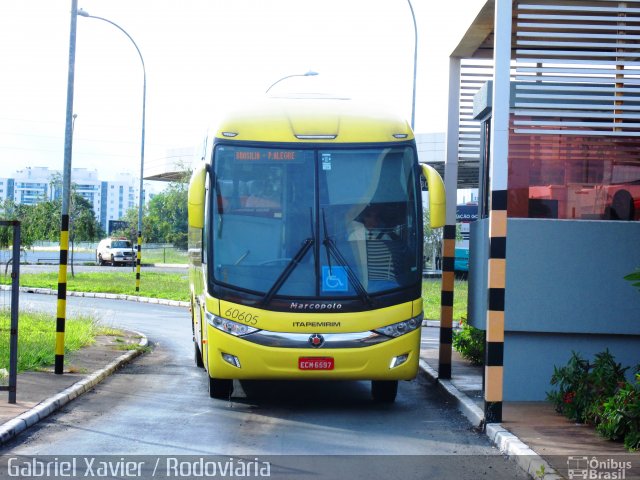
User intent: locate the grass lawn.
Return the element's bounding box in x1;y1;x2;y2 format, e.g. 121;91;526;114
1;271;190;303
2;270;464;320
0;267;467;320
422;278;468;322
0;272;467;374
0;309;97;372
141;247;188;265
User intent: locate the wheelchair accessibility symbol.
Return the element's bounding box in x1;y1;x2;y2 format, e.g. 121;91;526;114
322;266;348;292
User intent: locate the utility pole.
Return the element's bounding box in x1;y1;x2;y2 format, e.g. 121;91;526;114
55;0;78;374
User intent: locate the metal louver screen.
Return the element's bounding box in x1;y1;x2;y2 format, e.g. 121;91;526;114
514;0;640;136
460;60;493;163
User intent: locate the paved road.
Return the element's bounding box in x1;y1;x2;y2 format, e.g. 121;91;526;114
0;294;527;479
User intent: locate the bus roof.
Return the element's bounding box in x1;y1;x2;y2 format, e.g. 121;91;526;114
214;97;414;144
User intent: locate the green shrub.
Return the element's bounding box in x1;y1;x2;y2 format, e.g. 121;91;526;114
596;372;640;452
452;317;485;366
547;350;628;424
547;351;591;422
586;350;630;424
548;351;639;452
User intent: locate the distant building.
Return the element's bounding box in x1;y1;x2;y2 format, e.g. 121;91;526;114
0;178;13;203
67;168;101;211
100;173;142;232
2;166;156;233
12;167;52;205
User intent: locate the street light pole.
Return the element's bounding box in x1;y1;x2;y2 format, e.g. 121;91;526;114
407;0;417;131
70;113;77;279
265;71;318;94
55;0;78;375
78;9;146;292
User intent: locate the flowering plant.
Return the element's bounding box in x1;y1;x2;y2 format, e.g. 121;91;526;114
547;350;627;424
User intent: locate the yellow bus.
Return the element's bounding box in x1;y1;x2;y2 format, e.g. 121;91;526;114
188;97;445;402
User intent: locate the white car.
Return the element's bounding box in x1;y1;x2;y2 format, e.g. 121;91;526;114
96;237;136;266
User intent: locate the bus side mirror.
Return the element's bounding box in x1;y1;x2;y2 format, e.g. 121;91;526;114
188;162;208;229
421;164;446;228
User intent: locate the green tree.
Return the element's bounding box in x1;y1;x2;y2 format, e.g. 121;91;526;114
0;194;102;251
0;199;18;248
25;200;60;241
422;208;462;271
68;193;103;276
145;182;188;249
69;194;102;242
112;206;150;245
423;208;443;270
0;201;41;248
47;171;103;241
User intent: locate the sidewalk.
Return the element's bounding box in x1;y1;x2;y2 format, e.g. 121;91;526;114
0;287;184;445
0;331;147;444
420;325;640;479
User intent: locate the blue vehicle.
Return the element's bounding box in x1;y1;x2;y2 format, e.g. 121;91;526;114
455;204;478;272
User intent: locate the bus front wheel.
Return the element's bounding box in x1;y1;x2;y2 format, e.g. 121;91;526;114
208;376;233;399
371;380;398;403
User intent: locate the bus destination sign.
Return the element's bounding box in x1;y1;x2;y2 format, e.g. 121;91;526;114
235;150;298;161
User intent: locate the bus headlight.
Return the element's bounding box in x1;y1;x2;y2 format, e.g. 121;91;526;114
373;313;423;338
206;311;259;337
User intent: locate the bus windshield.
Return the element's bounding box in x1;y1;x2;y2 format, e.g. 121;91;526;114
211;145;420;300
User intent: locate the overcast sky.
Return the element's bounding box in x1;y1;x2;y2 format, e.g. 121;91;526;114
0;0;483;180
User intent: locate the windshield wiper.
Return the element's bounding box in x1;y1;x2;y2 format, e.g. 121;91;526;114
322;210;372;307
261;208;315;307
260;238;313;307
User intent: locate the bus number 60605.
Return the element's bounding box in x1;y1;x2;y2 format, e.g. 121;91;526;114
225;308;258;325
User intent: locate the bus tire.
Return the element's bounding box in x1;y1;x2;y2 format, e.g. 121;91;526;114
371;380;398;403
194;342;204;368
209;377;233;399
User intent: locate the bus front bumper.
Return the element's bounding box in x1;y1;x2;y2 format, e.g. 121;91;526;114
205;326;421;381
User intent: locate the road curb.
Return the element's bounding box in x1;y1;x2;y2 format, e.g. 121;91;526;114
0;332;149;445
418;357;562;480
0;285;190;308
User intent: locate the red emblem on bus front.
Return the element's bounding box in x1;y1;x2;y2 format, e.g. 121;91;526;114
308;334;324;348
